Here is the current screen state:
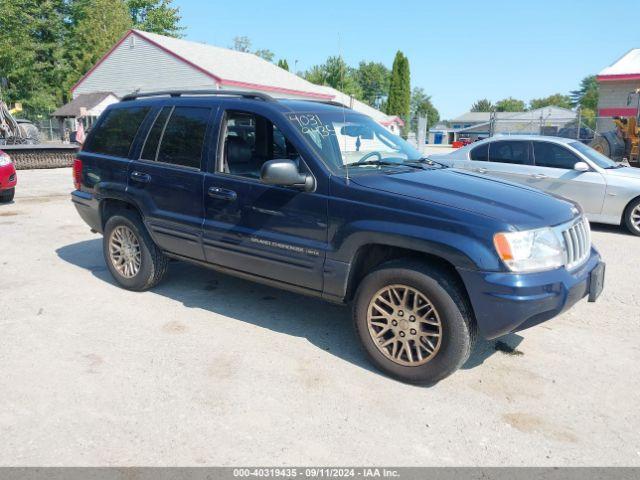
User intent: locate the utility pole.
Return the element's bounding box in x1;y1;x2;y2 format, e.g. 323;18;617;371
576;107;582;140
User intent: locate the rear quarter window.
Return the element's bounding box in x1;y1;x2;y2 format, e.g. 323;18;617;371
470;143;488;161
84;107;150;158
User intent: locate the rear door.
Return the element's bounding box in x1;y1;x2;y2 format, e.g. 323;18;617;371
127;104;215;261
454;140;534;184
484;140;534;183
201;106;328;291
528;141;606;215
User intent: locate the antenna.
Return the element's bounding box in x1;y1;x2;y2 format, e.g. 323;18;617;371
338;33;349;184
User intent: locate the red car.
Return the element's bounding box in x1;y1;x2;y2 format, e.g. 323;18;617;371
0;150;17;203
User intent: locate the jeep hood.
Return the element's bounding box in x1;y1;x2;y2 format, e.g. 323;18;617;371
351;168;577;230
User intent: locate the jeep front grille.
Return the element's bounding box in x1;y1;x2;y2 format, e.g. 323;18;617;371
561;217;591;270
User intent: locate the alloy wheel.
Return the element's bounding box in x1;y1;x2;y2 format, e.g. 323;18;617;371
366;284;443;367
108;225;142;278
632;205;640;231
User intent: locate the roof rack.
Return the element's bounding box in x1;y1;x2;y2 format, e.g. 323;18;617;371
121;89;275;102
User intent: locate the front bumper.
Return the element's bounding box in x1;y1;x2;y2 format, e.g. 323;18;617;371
0;163;17;190
457;249;603;339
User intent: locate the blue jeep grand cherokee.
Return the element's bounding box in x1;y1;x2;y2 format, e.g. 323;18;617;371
71;90;605;384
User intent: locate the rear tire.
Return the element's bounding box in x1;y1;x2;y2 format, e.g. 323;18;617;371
623;197;640;236
590;135;611;158
18;122;40;144
103;210;169;291
353;259;476;385
0;188;15;203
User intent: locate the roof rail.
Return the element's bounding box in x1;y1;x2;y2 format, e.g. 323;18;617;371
306;99;352;109
121;89;275;102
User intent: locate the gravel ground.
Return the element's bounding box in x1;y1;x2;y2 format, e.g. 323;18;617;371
1;168;639;466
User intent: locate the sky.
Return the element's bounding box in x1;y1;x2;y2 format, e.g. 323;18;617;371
176;0;639;119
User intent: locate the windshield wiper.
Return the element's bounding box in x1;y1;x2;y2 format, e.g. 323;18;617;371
348;160;423;169
604;163;626;169
407;157;447;168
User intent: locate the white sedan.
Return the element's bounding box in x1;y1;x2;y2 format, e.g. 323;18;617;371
431;135;640;235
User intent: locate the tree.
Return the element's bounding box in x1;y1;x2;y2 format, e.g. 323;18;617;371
471;99;493;112
495;97;526;112
529;93;572;110
571;75;598;111
64;0;132;96
410;87;439;132
303;65;327;85
580;107;596;129
254;49;274;62
232;36;251;52
323;56;362;98
277;59;289;71
126;0;182;37
303;56;362;99
355;61;390;108
0;0;70;111
386;51;411;129
232;36;274;62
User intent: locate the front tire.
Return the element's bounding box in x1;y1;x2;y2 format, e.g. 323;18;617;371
103;210;169;291
353;260;476;385
623;197;640;236
0;188;15;203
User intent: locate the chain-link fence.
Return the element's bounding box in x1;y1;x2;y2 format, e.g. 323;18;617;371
7;106;63;142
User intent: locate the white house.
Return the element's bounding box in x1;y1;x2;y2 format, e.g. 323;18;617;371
69;29;402;131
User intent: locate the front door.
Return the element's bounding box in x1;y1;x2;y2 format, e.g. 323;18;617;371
202;108;328;291
128;105;214;261
527;141;606;216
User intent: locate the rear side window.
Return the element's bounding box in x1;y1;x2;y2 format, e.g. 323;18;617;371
533;142;580;169
141;107;172;161
156;107;210;169
489;141;530;164
470;143;488;161
84;107;150;157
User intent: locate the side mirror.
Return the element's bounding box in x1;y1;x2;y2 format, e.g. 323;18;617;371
260;159;315;192
574;161;590;172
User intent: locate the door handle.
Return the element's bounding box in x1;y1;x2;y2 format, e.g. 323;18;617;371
530;173;547;179
130;171;151;183
208;186;237;202
474;168;488;174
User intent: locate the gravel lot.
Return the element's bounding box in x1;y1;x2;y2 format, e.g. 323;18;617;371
1;168;639;466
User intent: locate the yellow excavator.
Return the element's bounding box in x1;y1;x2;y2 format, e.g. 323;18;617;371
0;101;40;144
590;90;640;166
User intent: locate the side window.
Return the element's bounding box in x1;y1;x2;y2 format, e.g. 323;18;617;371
220;111;300;178
140;107;172;161
84;107;150;157
470;143;488;161
533;142;579;169
156;107;210;169
489;141;530;165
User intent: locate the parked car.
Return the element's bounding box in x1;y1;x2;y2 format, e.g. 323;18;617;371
431;135;640;236
71;91;604;384
0;149;17;202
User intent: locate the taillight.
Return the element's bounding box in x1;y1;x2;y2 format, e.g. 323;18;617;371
73;158;83;190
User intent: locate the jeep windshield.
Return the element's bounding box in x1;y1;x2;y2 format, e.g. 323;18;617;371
287;111;427;174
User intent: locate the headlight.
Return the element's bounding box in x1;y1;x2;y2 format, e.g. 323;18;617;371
494;227;564;273
0;152;11;166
